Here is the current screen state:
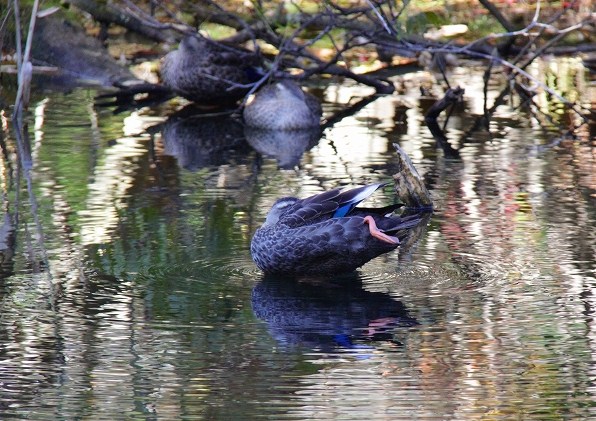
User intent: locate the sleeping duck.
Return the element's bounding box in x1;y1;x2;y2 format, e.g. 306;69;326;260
243;80;322;130
251;182;423;276
161;35;262;105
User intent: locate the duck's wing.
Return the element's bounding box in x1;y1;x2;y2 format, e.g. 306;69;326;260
279;188;342;227
280;183;389;227
332;183;389;217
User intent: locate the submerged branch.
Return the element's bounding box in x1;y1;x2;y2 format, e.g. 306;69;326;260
392;144;434;210
424;88;464;159
11;115;53;283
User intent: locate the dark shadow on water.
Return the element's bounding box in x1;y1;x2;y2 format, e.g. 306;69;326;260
251;273;417;352
396;211;433;263
0;213;16;280
157;105;252;171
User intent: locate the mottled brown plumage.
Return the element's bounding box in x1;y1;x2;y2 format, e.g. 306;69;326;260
161;35;261;105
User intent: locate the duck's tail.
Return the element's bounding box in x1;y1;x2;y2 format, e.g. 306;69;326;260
382;213;424;234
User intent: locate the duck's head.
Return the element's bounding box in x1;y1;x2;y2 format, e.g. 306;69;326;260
264;197;298;226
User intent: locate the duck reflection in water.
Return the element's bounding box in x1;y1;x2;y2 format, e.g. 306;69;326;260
252;274;417;351
244;127;320;169
159;106;251;170
243;80;322;169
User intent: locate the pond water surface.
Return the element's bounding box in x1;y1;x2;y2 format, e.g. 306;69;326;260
0;60;595;420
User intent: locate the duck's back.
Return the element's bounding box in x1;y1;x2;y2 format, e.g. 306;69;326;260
244;81;322;130
161;36;259;104
251;216;398;276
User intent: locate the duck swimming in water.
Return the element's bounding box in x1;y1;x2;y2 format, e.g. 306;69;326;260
251;183;422;276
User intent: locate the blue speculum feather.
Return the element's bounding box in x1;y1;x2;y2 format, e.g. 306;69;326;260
332;182;387;218
333;204;352;218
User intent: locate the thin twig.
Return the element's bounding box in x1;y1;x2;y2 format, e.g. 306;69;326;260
11;1;53;284
364;0;393;35
12;0;22;72
13;0;39;113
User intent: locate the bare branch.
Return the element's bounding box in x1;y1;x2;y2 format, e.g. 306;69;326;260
364;0;393;35
66;0;178;42
478;0;517;32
